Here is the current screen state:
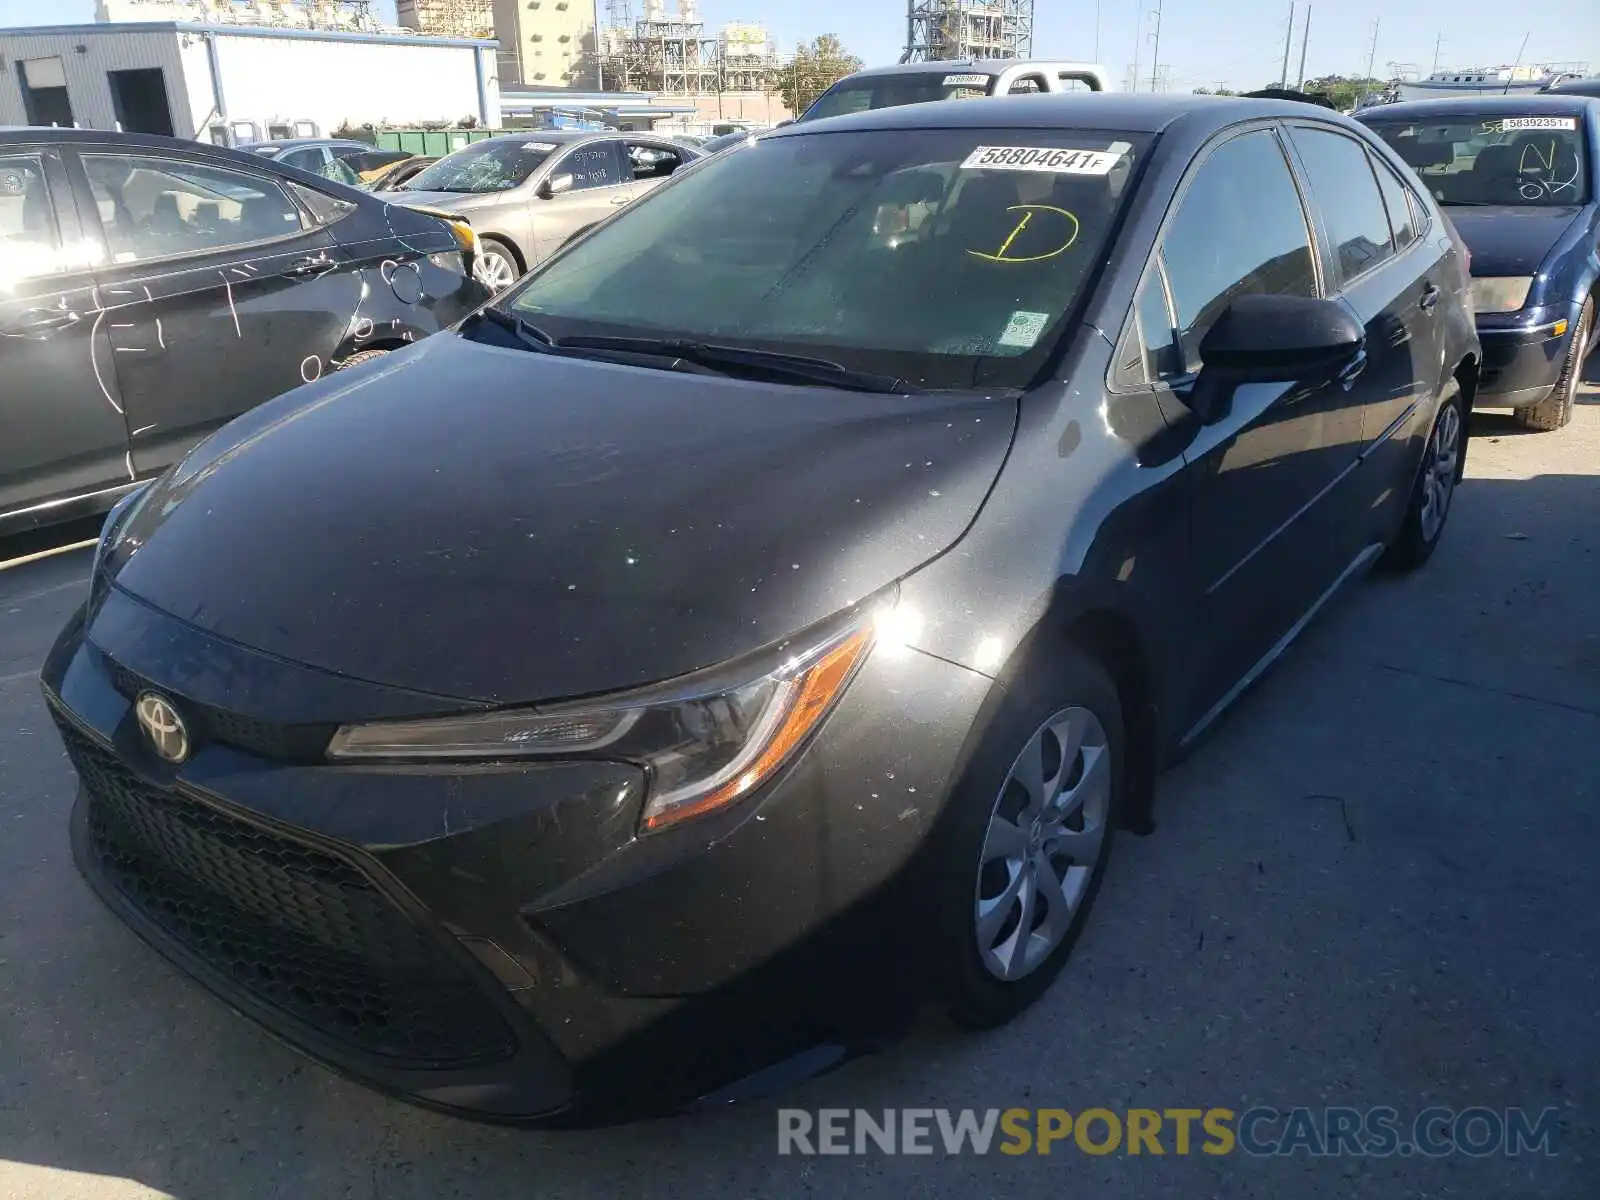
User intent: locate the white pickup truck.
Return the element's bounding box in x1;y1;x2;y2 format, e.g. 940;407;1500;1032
796;59;1114;124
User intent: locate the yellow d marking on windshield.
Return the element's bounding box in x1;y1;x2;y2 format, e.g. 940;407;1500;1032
968;205;1081;263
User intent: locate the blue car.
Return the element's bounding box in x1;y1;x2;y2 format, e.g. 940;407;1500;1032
1359;94;1599;429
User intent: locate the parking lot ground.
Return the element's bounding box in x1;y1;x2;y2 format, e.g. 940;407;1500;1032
2;373;1597;1199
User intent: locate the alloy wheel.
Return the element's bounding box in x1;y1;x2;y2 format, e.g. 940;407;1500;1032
1418;401;1461;544
476;249;518;292
974;706;1112;982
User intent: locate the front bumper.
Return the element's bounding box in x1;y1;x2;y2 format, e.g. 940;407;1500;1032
43;588;992;1122
1474;309;1577;407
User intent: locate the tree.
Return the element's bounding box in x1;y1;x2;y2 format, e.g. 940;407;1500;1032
773;35;863;116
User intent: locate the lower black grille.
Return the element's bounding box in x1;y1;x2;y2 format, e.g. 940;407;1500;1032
58;717;516;1068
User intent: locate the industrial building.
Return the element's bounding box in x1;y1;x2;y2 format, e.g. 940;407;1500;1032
592;3;789;130
902;0;1034;62
0;18;500;142
396;0;495;41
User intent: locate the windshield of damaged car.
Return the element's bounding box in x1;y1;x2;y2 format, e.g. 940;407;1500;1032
1364;116;1591;206
497;128;1147;389
400;139;555;193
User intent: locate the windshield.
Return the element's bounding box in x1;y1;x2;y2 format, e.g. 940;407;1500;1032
401;139;556;193
802;72;995;122
497;128;1146;389
1365;116;1590;206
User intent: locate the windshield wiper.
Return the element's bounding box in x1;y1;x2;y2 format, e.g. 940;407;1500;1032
470;308;555;351
547;336;912;393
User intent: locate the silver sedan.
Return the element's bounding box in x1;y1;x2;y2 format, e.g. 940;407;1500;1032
376;131;703;291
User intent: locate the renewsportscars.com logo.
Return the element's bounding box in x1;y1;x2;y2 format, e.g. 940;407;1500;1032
777;1107;1563;1158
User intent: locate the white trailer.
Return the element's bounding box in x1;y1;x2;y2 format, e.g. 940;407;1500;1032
0;21;501;143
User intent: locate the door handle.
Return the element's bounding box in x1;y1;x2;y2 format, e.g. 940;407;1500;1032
1;305;81;336
1419;284;1441;314
284;252;334;277
1337;347;1369;391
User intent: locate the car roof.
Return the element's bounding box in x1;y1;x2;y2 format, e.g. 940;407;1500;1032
1546;78;1600;97
842;59;1089;80
1357;94;1599;121
240;138;375;151
768;92;1370;138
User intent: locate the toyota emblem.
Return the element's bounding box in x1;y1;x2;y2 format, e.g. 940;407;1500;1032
135;692;190;764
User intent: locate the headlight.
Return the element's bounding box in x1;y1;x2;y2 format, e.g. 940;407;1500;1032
426;250;464;274
326;603;880;832
89;482;153;604
1471;276;1533;314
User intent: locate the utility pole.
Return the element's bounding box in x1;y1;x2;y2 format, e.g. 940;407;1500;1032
1149;0;1163;93
1295;4;1311;88
1094;0;1102;62
1364;17;1380;86
1279;3;1295;88
1430;32;1443;75
1130;9;1142;94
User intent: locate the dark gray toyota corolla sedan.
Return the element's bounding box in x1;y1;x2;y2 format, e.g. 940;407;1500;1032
43;94;1479;1124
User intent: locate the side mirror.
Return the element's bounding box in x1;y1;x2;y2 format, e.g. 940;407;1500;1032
1187;293;1365;424
537;173;575;199
775;119;795;128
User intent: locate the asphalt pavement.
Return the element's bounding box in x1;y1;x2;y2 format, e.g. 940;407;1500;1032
2;374;1596;1199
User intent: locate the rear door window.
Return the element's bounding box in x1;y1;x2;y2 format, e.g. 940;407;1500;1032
81;152;307;264
1286;125;1396;283
1371;154;1419;250
624;141;687;181
1158;129;1321;374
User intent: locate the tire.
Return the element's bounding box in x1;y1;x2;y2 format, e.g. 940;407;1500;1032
1383;381;1464;572
475;238;521;293
1514;298;1591;432
335;348;389;371
928;647;1125;1029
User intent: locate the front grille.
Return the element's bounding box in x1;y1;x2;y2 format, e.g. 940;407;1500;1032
100;652;334;761
58;717;516;1068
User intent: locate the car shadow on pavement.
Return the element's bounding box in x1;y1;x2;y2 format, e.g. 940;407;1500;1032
1;468;1596;1200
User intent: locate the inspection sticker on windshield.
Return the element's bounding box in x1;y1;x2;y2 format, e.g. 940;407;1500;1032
943;73;991;86
961;144;1127;175
1493;117;1577;132
999;310;1050;348
523;141;557;151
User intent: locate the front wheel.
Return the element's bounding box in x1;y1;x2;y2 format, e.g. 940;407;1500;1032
1515;298;1591;432
474;238;521;293
1382;382;1464;572
931;648;1124;1029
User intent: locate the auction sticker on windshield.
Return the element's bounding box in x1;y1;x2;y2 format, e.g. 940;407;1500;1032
961;145;1124;175
1491;117;1578;132
944;74;991;86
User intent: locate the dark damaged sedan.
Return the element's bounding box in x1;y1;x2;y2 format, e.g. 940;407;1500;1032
44;95;1478;1123
1;129;487;536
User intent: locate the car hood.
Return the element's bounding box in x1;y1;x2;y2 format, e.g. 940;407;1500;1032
373;188;505;212
1448;205;1585;276
107;334;1017;705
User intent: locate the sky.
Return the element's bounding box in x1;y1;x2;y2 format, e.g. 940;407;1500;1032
3;0;1596;94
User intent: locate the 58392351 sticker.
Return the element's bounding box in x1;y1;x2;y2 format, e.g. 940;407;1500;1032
961;144;1129;175
1486;117;1577;133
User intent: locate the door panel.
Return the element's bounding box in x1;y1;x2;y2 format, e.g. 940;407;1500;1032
71;148;346;473
528;141;634;264
1283;125;1440;557
0;147;130;520
1140;127;1365;726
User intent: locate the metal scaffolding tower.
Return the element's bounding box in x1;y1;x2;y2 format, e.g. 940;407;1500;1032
901;0;1034;63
